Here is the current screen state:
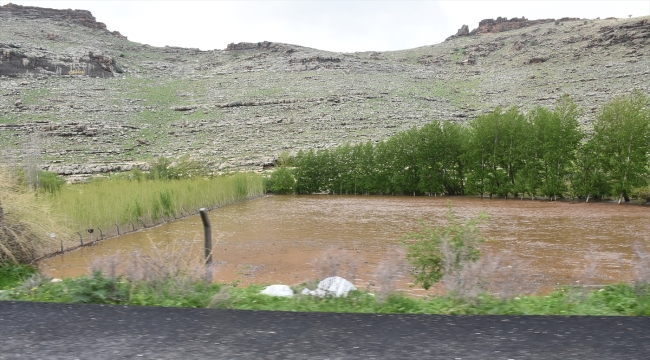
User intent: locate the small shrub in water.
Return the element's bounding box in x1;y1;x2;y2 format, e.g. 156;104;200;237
403;202;489;290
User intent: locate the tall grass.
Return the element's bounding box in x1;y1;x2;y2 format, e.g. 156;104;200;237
54;172;265;235
0;169;72;263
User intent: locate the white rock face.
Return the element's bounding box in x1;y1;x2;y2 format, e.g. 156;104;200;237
260;284;294;297
302;276;357;297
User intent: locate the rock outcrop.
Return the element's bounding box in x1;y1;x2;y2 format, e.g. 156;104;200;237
1;3;109;31
588;19;650;47
225;41;297;53
447;16;581;40
0;47;117;77
445;24;470;41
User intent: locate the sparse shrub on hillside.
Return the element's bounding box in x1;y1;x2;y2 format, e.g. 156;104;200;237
148;155;203;180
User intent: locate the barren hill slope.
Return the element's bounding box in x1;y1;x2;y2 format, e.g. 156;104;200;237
1;4;649;177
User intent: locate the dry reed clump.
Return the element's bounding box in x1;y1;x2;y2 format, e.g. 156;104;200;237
0;168;71;263
311;247;359;282
571;247;604;287
90;237;213;295
441;251;543;300
373;247;408;301
633;242;650;286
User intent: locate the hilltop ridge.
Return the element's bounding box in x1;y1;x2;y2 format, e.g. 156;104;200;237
0;4;649;178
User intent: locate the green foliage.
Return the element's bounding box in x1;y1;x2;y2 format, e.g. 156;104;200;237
289;92;650;202
465;107;528;197
632;184;650;203
277;151;294;167
37;171;66;195
403;204;489;290
528;96;583;198
591;91;650;203
0;262;36;289
268;168;296;194
66;270;127;304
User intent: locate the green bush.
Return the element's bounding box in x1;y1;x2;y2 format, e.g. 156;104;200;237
268;168;296;194
66;270;127;304
38;170;65;194
632;185;650;203
402;203;489;290
0;262;36;289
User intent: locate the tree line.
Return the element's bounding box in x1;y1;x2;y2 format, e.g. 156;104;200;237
269;92;650;203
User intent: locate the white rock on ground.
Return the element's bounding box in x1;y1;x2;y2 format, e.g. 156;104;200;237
51;278;63;283
260;284;294;297
302;276;357;297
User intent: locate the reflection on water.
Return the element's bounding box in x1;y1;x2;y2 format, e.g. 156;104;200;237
42;195;650;293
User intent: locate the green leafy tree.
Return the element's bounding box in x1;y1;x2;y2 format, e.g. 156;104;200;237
592;91;650;203
529;96;583;199
294;150;321;194
439;121;467;195
386;128;421;195
571;140;610;201
465;108;526;197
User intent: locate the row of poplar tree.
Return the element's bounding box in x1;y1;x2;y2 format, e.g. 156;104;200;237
272;91;650;202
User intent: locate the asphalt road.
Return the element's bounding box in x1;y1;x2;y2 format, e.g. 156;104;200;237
1;301;649;359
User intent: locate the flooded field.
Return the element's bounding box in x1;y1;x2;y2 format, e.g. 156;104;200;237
42;195;650;294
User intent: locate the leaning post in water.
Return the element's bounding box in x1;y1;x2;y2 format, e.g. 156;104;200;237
199;208;213;281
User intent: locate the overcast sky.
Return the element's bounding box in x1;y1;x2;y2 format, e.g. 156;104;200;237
6;1;650;52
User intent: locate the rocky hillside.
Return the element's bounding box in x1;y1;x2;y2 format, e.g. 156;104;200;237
1;4;649;177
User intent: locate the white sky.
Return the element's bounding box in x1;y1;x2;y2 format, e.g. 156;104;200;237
5;1;650;52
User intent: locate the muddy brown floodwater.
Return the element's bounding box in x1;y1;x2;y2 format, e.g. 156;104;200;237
42;195;650;295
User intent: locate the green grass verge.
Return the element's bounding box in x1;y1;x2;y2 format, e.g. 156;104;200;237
3;271;650;316
0;263;37;290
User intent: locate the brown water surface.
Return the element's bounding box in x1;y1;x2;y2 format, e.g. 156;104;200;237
42;195;650;294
